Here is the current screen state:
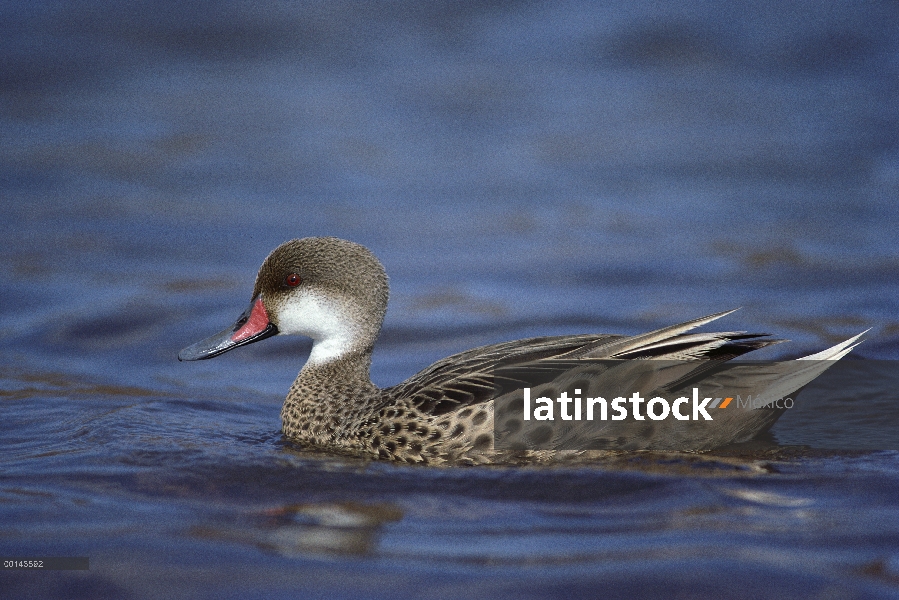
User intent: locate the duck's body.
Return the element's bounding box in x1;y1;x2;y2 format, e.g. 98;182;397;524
179;237;863;464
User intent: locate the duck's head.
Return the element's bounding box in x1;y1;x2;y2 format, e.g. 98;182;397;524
178;237;389;365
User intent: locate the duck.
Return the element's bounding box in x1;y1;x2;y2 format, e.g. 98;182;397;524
179;237;864;464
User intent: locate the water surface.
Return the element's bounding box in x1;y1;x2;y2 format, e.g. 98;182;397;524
2;1;899;598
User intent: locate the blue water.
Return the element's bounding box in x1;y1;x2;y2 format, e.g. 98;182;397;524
2;1;899;597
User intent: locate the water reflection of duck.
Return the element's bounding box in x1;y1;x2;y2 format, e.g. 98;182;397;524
179;237;863;464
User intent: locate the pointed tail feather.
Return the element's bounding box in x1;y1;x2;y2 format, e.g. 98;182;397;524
796;330;869;361
692;331;867;409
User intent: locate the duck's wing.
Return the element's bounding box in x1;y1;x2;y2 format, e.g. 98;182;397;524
386;334;620;417
387;310;781;417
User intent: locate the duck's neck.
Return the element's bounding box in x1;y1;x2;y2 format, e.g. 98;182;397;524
304;326;360;366
280;349;382;451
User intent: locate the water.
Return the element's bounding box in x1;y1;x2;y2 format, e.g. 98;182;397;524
2;0;899;597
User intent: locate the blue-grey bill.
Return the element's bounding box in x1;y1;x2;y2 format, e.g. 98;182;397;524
178;299;278;361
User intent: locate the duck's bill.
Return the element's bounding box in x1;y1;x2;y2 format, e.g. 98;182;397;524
178;297;278;361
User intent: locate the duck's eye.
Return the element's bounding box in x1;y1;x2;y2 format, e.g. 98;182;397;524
284;273;302;287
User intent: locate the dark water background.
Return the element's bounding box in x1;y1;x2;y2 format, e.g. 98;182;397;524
2;1;899;597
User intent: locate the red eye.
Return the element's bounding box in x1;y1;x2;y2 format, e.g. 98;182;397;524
284;273;302;287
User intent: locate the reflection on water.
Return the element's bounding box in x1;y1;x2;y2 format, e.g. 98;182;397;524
253;502;404;557
2;0;899;598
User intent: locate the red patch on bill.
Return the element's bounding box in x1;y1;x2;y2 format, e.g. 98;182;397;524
231;298;271;342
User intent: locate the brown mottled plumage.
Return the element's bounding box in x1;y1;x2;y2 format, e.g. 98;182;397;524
179;237;864;465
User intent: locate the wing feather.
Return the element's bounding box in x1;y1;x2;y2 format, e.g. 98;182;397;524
387;311;781;417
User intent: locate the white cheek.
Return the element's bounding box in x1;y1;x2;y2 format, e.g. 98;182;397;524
275;291;357;364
